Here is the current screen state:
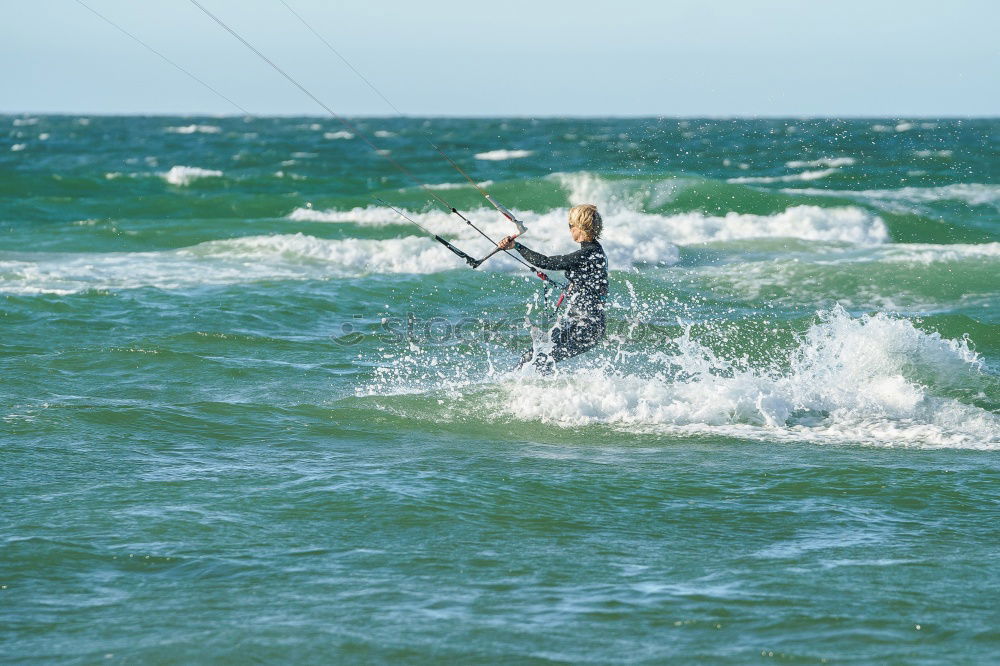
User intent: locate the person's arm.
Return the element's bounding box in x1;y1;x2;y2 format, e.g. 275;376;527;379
513;242;586;271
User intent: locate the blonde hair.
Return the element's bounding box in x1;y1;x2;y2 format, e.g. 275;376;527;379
568;204;602;241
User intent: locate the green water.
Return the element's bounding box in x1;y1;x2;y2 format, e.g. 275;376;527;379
3;115;999;663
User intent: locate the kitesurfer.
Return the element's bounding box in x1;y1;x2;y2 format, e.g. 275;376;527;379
497;204;608;373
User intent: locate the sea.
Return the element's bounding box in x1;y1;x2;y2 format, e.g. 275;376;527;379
3;115;998;663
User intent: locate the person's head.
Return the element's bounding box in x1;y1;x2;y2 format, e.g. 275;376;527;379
568;204;602;243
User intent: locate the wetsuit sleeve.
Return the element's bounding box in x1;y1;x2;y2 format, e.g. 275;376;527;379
513;242;586;270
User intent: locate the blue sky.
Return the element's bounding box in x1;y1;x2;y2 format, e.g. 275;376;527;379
3;0;998;116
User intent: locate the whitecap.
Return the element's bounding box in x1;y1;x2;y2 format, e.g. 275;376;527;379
783;183;1000;211
365;306;998;450
728;168;837;184
288;201;887;263
423;180;495;190
165;124;221;134
474;149;533;161
785;157;856;169
161;165;223;186
505;309;999;449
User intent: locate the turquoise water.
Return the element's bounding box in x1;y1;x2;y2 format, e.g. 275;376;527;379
3;115;999;663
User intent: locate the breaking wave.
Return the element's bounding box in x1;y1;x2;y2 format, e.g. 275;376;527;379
785;157;856;168
289;203;888;248
366;307;999;450
165;124;221;134
474;149;533;160
783;183;1000;211
728;168;838;184
161;165;223;186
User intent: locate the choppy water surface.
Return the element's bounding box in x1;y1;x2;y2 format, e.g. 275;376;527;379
3;115;999;662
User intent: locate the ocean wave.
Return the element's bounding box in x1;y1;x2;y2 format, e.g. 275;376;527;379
783;183;1000;211
785;157;856;169
0;202;888;294
368;307;998;450
161;165;223;186
474;149;533;161
324;131;354;140
0;234;480;294
289;202;889;249
728;168;837;184
187;234;461;273
165;124;221;134
548;171;695;211
533;306;996;450
423;180;495;190
871;123;916;133
686;242;1000;311
874;242;1000;264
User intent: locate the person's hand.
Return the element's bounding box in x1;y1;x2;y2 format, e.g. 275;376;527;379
497;235;517;250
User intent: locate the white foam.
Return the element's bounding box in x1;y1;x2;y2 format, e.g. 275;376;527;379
373;130;396;138
873;242;1000;264
895;122;914;132
913;149;953;158
12;118;38;126
549;171;885;246
11;144;26;152
688;242;1000;310
288;202;888;260
0;233;471;294
728;168;837;184
474;149;533;161
165;124;221;134
785;157;856;168
424;180;494;190
783;183;1000;211
324;130;354;140
549;171;700;212
493;307;997;449
161;165;223;186
188;233;461;274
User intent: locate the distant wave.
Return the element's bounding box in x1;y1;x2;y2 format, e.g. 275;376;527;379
423;180;494;190
474;149;533;161
785;157;856;168
1;200;890;295
289;202;888;248
783;183;1000;211
165;124;221;134
728;168;837;184
161;165;223;186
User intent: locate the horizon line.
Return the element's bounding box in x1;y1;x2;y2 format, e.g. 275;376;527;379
3;111;998;120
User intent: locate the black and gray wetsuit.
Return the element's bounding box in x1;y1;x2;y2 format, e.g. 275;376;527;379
513;240;608;371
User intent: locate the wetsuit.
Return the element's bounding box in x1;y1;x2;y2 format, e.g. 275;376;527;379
513;240;608;372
